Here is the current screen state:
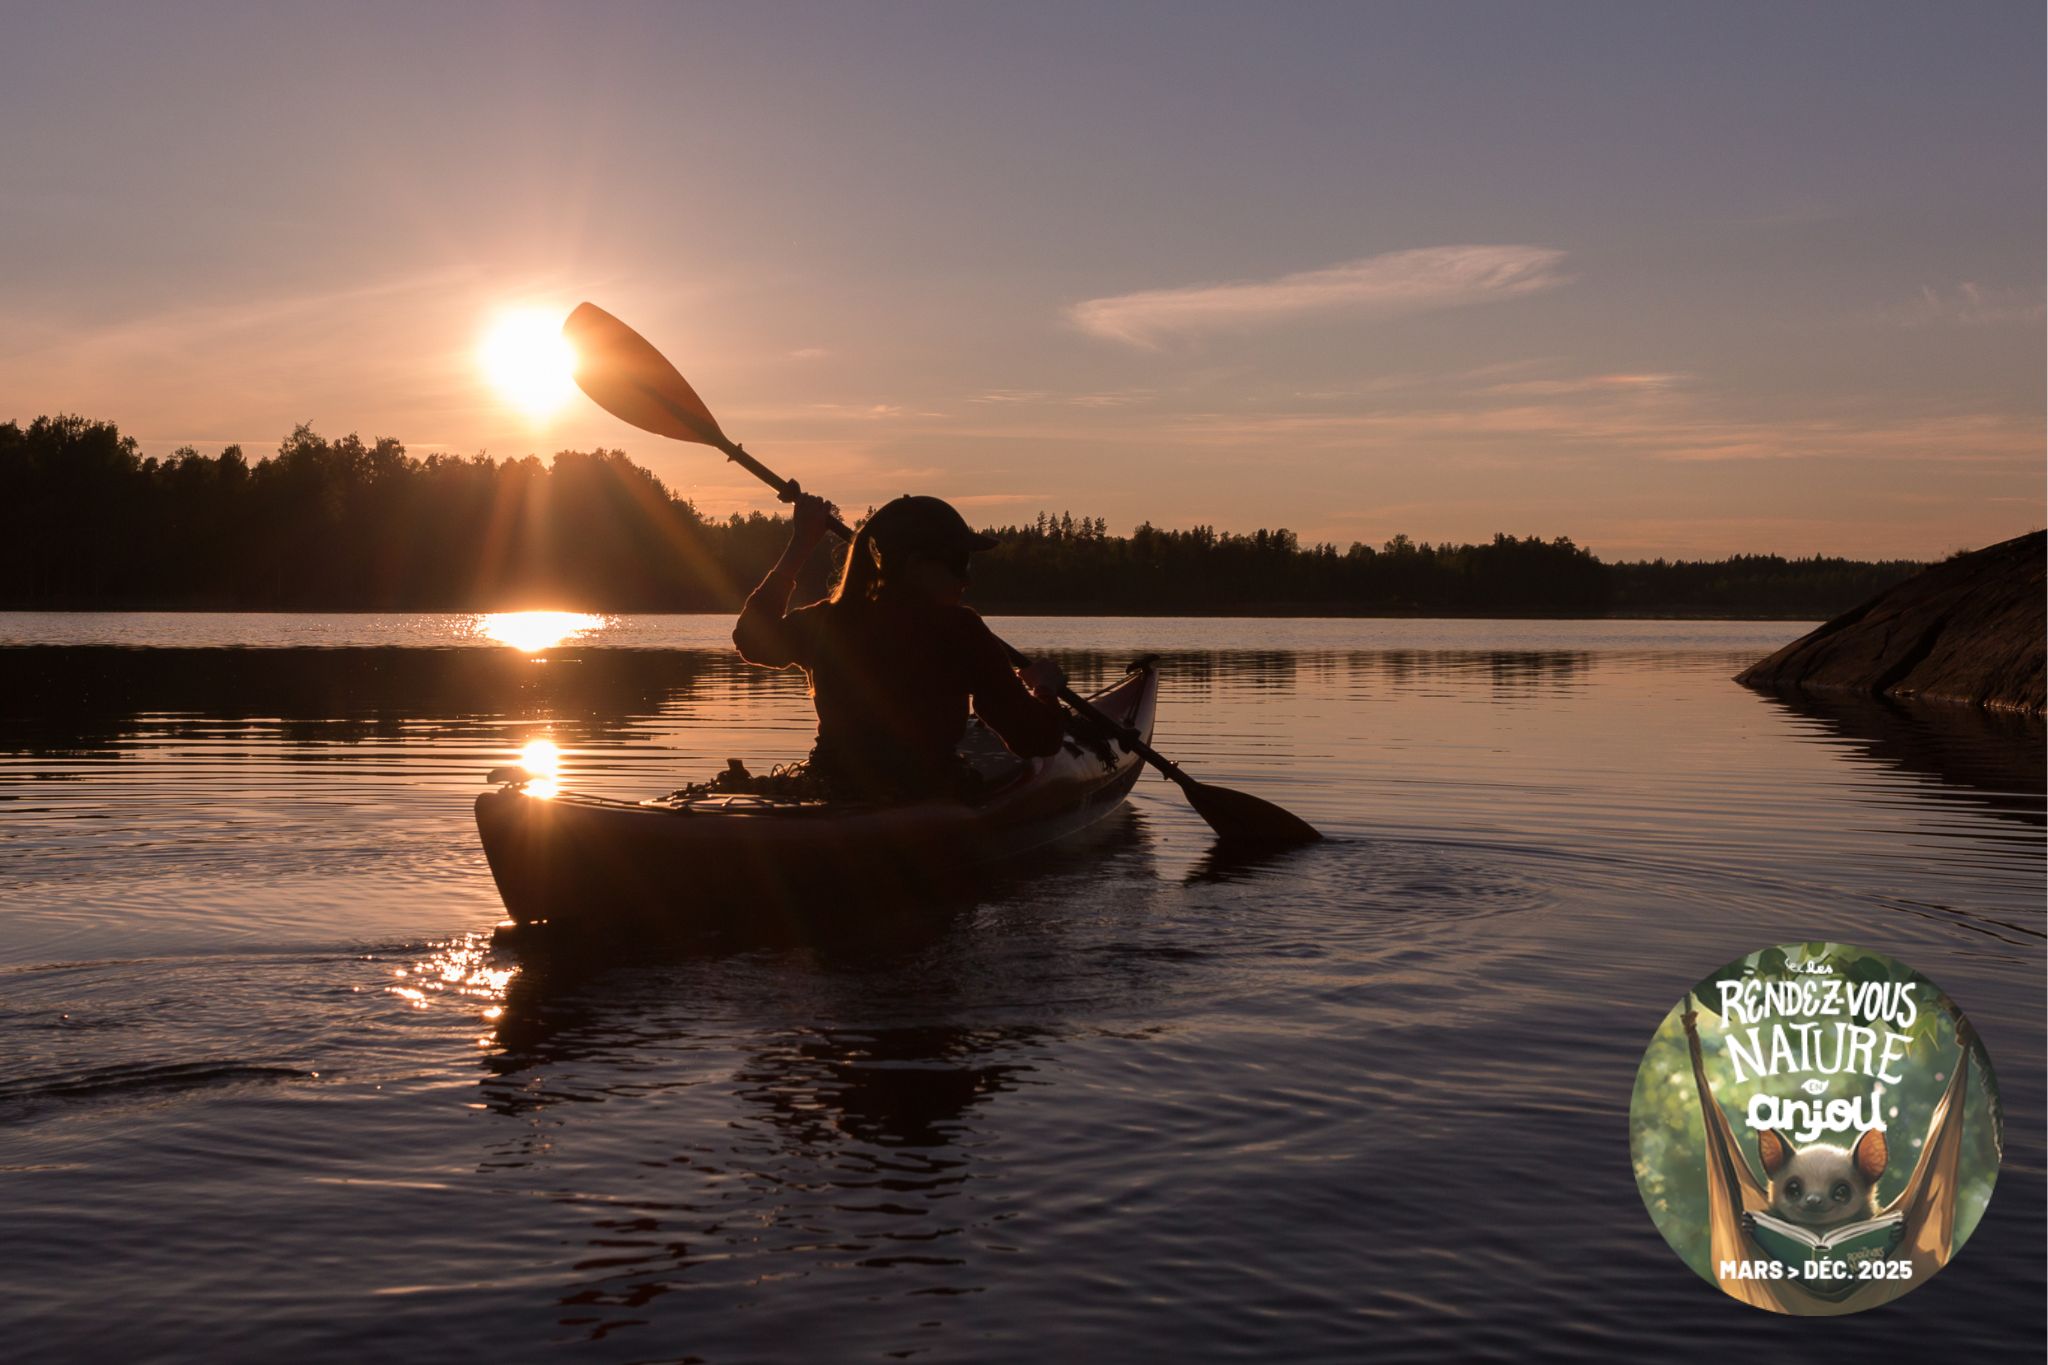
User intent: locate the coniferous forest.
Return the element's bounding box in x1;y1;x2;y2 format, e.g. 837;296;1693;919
0;415;1924;617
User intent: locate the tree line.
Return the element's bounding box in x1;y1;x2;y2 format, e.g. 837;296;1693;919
0;415;1924;616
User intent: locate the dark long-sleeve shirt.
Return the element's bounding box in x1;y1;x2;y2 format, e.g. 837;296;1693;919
734;573;1066;798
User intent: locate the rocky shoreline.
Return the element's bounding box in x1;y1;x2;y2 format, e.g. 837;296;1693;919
1737;531;2045;715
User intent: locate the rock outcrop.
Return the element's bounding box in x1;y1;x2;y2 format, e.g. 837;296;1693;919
1736;531;2045;714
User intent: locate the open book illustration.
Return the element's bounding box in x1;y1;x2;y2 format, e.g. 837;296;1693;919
1744;1209;1904;1263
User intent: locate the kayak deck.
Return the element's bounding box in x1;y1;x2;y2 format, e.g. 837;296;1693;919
475;660;1159;933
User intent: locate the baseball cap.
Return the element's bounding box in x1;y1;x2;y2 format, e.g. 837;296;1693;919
863;495;998;556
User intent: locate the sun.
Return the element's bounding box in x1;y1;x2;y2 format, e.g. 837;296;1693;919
479;309;577;417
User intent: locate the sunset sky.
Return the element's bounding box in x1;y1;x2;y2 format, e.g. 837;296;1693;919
2;2;2040;560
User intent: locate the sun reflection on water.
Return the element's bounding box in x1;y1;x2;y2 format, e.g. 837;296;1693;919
477;610;605;653
383;933;518;1046
518;737;561;799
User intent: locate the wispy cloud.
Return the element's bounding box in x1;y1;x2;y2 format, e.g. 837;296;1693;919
867;358;2038;482
1891;282;2043;327
800;402;935;420
1163;381;2041;467
1480;373;1684;398
1;267;477;369
1067;245;1568;347
972;387;1154;409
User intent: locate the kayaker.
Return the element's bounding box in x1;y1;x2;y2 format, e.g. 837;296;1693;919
734;489;1069;801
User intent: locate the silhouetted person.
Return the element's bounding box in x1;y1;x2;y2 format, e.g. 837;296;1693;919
734;490;1067;801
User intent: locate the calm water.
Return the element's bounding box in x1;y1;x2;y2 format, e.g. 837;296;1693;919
2;615;2041;1363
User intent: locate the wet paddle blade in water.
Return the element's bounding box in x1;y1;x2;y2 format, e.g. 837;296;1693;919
1183;778;1323;849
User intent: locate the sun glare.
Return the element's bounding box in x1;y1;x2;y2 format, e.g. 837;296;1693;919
480;309;577;417
518;737;561;800
519;738;561;776
480;610;604;652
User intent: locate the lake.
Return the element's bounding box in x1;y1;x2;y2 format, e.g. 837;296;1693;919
2;614;2040;1363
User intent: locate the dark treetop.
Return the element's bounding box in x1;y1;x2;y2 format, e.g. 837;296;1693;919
2;414;1923;617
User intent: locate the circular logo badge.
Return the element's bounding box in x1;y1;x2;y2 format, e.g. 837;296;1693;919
1629;942;2001;1314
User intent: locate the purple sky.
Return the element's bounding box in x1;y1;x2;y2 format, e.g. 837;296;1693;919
2;2;2041;559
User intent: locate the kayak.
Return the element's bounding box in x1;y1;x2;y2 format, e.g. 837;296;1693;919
475;658;1160;933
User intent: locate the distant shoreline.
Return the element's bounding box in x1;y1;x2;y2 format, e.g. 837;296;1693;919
3;417;1937;623
0;605;1827;622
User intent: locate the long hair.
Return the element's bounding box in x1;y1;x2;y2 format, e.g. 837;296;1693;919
828;522;884;604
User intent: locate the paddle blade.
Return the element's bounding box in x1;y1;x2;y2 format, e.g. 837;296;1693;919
1183;779;1322;849
563;302;729;448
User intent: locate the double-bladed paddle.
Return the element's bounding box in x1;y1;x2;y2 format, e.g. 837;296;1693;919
562;301;1320;849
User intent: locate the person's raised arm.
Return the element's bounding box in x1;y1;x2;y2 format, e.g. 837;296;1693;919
733;487;837;667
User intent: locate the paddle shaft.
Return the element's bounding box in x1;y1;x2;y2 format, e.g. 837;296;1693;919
673;397;1178;775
